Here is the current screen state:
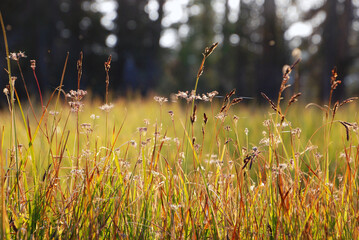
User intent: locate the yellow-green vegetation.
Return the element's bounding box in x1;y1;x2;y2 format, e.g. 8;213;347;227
1;19;359;237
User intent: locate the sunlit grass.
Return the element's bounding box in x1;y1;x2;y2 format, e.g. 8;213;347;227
1;95;359;239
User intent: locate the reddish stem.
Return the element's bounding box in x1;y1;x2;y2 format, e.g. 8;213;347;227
32;69;44;110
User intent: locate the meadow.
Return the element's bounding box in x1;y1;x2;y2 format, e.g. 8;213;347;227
1;24;359;239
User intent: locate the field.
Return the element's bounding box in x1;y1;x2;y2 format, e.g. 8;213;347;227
1;40;359;239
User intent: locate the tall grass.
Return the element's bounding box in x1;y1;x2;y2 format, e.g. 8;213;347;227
1;23;359;238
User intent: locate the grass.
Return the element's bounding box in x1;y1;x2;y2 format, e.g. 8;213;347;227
1;20;359;239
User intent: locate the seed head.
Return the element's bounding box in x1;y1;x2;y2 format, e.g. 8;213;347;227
30;60;36;70
3;88;9;96
203;42;219;58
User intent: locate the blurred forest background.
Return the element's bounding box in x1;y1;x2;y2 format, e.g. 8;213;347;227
1;0;359;104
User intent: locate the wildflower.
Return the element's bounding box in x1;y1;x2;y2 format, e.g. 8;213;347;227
277;121;290;128
161;136;171;142
224;125;231;131
175;91;188;99
291;128;301;138
66;89;87;112
215;112;227;121
201;94;209;101
259;137;270;146
242;147;260;170
233;115;239;124
9;52;17;61
195;95;202;100
137;127;147;134
228;160;234;168
207;90;219;102
337;175;343;182
244;128;249;136
49;110;59;116
66;89;87;100
194;143;201;151
9;51;27;61
173;138;180;146
168;110;174;120
129;140;137;148
99;103;114;112
80;123;92;129
304;145;318;153
263;119;271;127
68;101;84;112
170;204;182;211
186;90;196;103
151;170;160;177
279;163;287;170
90;114;100;120
154;96;168;105
290;159;294;167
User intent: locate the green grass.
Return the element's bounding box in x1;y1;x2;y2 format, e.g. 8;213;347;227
1;31;359;238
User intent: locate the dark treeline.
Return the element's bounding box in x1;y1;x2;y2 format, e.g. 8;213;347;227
1;0;359;105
